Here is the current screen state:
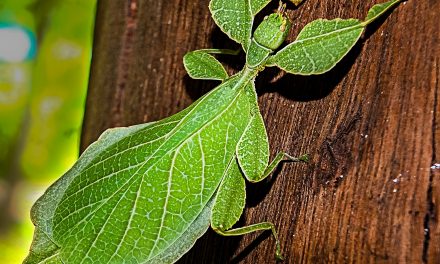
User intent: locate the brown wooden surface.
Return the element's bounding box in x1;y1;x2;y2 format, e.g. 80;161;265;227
81;0;439;263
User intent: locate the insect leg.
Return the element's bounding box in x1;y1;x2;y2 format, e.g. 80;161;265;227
211;156;292;261
212;221;284;261
250;152;309;183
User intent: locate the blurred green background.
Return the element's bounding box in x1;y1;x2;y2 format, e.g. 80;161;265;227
0;0;96;262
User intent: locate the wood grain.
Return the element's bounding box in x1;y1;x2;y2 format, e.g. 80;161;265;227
81;0;439;263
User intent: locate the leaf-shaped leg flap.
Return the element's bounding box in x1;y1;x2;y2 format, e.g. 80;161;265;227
183;49;239;81
270;0;402;75
271;18;364;75
249;0;272;16
209;0;253;50
364;0;402;25
208;0;272;51
236;103;270;182
211;158;284;261
211;158;246;231
237;87;308;182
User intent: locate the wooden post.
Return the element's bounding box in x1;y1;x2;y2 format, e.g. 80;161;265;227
81;0;439;262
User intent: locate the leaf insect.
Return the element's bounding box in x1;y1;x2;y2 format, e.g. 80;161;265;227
25;0;402;263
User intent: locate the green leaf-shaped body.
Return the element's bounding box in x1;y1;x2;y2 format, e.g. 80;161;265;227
25;71;257;263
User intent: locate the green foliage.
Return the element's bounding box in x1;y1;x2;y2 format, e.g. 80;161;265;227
20;1;96;182
26;0;402;263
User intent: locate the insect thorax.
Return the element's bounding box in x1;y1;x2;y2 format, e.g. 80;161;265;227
246;11;291;68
